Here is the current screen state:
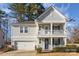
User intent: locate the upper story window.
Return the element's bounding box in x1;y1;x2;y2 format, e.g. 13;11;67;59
25;27;28;33
53;25;60;30
20;26;28;33
39;26;42;30
44;25;50;30
20;26;23;33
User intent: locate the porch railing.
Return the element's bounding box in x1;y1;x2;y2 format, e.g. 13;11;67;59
53;30;64;34
38;30;64;35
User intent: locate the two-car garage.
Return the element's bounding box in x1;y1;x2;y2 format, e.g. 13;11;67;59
14;41;35;51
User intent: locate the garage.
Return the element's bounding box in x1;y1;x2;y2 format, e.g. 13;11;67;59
15;41;35;51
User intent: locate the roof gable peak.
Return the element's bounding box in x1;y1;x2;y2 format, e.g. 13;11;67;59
35;6;67;21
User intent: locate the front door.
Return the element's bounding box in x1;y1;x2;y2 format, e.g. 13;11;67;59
45;38;49;50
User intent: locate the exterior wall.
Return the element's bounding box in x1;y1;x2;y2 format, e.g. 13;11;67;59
11;25;37;40
41;9;66;23
11;24;38;49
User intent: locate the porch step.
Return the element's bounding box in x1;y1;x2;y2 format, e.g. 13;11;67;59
42;50;51;53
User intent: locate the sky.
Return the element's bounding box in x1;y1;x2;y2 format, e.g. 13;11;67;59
0;3;79;19
0;3;79;39
0;3;79;21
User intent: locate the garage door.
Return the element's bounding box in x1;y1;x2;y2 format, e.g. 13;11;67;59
16;41;35;51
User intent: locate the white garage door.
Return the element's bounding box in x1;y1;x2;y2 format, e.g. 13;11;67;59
16;41;35;51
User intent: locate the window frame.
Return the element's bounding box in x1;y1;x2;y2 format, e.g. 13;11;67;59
20;26;24;33
53;25;60;30
24;26;28;33
39;38;41;44
53;38;60;45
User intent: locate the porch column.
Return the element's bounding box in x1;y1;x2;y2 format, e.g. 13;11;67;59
50;38;52;50
64;38;67;45
35;22;39;46
35;22;39;35
63;23;66;36
51;23;52;35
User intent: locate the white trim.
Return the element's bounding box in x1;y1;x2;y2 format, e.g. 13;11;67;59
35;6;67;21
51;23;52;35
50;38;52;50
64;38;67;45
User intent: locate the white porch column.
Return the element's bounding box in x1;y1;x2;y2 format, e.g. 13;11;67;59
50;38;52;50
37;23;39;35
64;38;67;45
63;23;66;36
51;23;52;35
35;21;39;35
35;22;39;46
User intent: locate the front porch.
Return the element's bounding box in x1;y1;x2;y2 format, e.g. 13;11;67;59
37;23;66;37
38;37;66;51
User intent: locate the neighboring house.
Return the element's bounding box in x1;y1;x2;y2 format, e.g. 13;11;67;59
11;6;67;51
0;29;4;48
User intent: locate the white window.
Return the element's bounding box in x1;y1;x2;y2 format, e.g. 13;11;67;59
25;27;28;33
53;25;60;30
39;25;42;30
20;26;23;33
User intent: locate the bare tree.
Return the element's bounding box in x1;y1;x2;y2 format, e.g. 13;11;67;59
70;28;79;43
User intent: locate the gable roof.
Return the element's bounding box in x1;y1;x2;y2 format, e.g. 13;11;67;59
12;6;67;26
12;21;36;27
35;6;67;21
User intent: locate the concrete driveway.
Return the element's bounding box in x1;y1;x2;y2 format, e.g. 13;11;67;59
1;51;79;56
0;51;36;56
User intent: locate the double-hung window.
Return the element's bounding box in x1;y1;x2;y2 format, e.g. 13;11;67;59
53;38;60;45
25;27;28;33
20;26;23;33
20;26;28;33
53;25;60;30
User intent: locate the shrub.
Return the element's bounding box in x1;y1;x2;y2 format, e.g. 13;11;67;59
3;45;14;52
66;44;76;49
36;47;42;53
52;47;66;52
4;47;14;52
35;45;37;50
76;47;79;52
52;45;77;52
65;44;77;52
65;48;76;52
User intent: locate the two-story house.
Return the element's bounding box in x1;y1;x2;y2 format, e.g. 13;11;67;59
11;6;67;51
